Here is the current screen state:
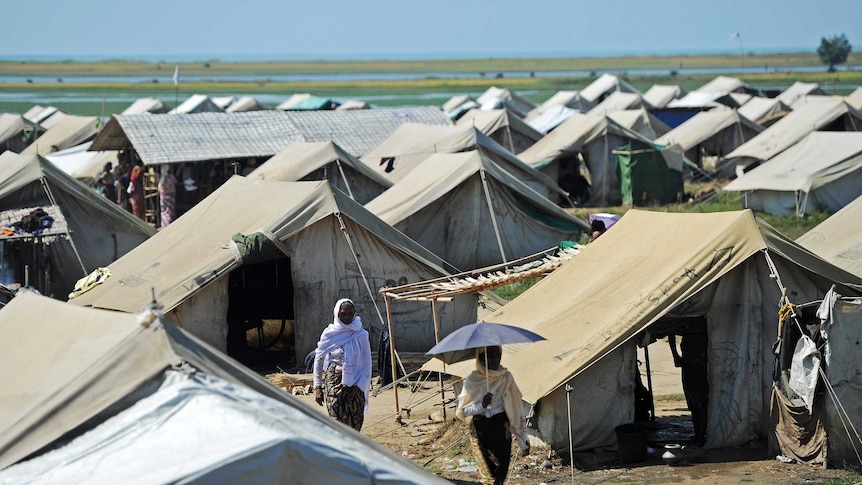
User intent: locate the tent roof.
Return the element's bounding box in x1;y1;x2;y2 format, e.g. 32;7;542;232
642;84;684;108
22;114;97;155
518;111;653;168
0;291;447;483
727;98;862;163
249;140;393;189
776;82;825;107
655;108;763;152
438;209;862;403
797;193;862;279
68;176;456;312
457;108;544;146
724;132;862;193
588;91;645;115
579;74;641;103
737;97;790;124
607;107;672;139
668;91;740;109
0;113;33;145
169;94;223;114
122;97;168;115
90;107;451;165
224;95;268;112
476;86;535;118
534;90;593;112
695;75;751;94
44;141;117;181
364;151;589;232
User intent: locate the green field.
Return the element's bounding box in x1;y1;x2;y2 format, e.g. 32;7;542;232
1;51;860;115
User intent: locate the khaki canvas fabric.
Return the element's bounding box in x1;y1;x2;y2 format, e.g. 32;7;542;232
738;97;791;125
797;193;862;278
656;108;763;169
21;114;97;155
642;85;684;109
250;141;392;204
457;108;543;154
579;74;641;104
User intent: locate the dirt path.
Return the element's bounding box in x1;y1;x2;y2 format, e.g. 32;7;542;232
288;345;858;484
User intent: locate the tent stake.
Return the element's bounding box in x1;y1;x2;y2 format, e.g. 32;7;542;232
644;343;656;422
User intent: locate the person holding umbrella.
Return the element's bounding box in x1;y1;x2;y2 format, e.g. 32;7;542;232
456;345;530;485
313;299;372;431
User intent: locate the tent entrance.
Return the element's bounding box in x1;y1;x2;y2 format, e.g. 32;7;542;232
226;256;295;370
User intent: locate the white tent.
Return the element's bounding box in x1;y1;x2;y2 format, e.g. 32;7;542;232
607;107;671;140
695;75;756;95
21;114;98;155
0;113;35;154
0;152;155;299
430;210;862;458
457;108;543;154
44;141;118;184
169;94;224;114
0;291;447;484
225;96;269;112
476;86;535;118
122;97;168;115
529;90;593;116
737;97;791;126
724;132;862;215
365;151;589;271
588;91;647;116
797;193;862;279
726;98;862;172
525;104;577;134
776;82;825;107
250;141;392;204
69;176;474;362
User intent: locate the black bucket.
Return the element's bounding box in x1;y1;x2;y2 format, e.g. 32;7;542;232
614;423;649;463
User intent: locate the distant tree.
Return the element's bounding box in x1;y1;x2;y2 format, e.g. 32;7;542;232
817;33;852;72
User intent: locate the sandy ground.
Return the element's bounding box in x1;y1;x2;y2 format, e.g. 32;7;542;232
287;342;858;484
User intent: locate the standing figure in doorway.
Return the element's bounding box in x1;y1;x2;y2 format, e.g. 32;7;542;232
313;299;372;431
456;345;530;485
158;164;177;228
128;164;146;221
668;317;709;446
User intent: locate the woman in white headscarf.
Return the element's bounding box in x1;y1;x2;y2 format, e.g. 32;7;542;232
456;345;530;485
313;299;372;431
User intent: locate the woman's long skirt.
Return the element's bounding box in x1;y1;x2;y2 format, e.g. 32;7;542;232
469;412;512;485
324;364;365;431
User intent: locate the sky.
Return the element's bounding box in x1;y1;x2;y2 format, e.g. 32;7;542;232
2;0;860;61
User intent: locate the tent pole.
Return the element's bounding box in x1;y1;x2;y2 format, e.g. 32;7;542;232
432;297;446;420
384;295;400;420
643;343;656;422
479;168;507;264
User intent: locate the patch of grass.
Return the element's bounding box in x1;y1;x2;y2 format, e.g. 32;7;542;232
492;277;542;301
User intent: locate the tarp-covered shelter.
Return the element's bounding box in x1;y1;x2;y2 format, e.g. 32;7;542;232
23;105;60;126
360;122;569;203
69;176;473;365
169;94;223;114
21;114;98;155
614;143;684;205
442;94;479;121
642;84;684;109
726;98;862;173
365;151;589;271
607;107;671;140
121;97;168;115
776;82;826;107
249;141;392;204
336;99;371;110
212;95;236;110
526;105;576;134
0;291;448;484
532;90;594;114
476;86;535;119
668;91;741;110
0;113;36;154
277;93;340;111
457;108;543;154
738;97;791;127
579;74;641;104
724;132;862;216
519;111;681;205
434;210;862;460
44;141;118;184
797;193;862;279
655;108;763;174
0;152;155;298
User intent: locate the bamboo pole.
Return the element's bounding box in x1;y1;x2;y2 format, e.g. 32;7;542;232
432;298;445;420
384;295;400;419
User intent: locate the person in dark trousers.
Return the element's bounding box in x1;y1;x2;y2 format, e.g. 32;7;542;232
668;316;709;446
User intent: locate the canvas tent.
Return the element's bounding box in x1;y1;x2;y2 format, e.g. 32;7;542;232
797;193;862;279
23;105;60;125
360;122;570;203
442;94;479;120
531;90;594;114
519;111;684;205
588;92;647;116
277;93;339;111
0;291;447;484
0;113;36;154
525;104;577;134
724;132;862;216
655;108;763;174
607;107;671;140
642;84;684;109
169;94;223;114
69;176;474;365
44;141;118;184
365;151;589;271
579;74;641;104
0;152;154;299
695;75;758;95
433;209;862;461
225;95;269;112
457;108;543;154
737;97;791;127
336;99;371;110
725;98;862;173
614;143;684;205
249;141;392;204
776;82;825;107
476;86;535;118
21;114;98;155
122;97;168;115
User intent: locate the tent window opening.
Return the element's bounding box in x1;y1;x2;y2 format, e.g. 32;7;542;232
226;256;295;371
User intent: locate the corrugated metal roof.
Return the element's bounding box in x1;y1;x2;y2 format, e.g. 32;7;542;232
91;107;450;165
